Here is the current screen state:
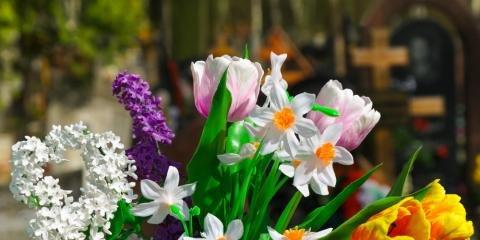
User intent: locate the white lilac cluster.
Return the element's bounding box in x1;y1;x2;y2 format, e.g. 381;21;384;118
9;122;137;240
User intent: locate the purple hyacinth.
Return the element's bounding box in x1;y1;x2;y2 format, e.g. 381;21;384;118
112;72;175;144
112;72;182;239
126;139;180;182
153;216;184;240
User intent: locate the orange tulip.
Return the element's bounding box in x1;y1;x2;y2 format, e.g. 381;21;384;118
351;180;473;240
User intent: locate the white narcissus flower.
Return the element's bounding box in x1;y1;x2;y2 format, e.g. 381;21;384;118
276;150;329;197
191;55;264;122
262;52;288;98
132;166;196;224
267;226;332;240
217;142;260;165
308;80;380;151
184;213;243;240
293;124;354;190
250;81;317;156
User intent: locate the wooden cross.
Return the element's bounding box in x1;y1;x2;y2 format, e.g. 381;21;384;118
351;28;409;90
351;28;409;182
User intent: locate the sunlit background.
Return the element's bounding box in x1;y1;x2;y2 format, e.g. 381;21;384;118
1;0;480;238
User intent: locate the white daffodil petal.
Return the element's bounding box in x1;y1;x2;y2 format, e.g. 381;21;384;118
269;82;289;110
305;228;333;240
311;174;329;196
295;183;310;197
204;213;224;238
261;129;282;155
293;118;318;138
225;219;244;240
293;162;314;186
140;179;163;200
147;207;168;224
250;107;274;127
319;165;337;187
291;92;315;116
218;153;243;165
131;201;159;217
320;124;343;145
279;164;295;178
334;146;354;165
180;201;190;219
283;131;300;156
267;226;284;240
164;166;180;191
176;183;196;199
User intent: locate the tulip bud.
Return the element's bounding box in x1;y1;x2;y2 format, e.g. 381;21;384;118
308;80;380;151
191;55;264;122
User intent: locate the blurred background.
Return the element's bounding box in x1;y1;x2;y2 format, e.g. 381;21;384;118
1;0;480;238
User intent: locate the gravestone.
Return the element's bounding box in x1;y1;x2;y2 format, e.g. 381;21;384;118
391;19;460;189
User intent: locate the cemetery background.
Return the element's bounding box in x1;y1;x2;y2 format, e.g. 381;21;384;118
1;0;480;238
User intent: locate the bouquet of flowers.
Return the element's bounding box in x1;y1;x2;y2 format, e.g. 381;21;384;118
9;51;474;240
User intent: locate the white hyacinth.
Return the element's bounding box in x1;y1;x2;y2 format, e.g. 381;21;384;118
9;122;137;240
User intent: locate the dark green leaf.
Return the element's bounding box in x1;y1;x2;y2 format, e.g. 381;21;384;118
187;69;232;219
319;196;404;240
243;44;249;59
107;200;137;240
388;146;422;196
299;164;382;230
275;191;302;232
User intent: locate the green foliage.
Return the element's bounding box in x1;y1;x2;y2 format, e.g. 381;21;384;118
319;196;404;240
388;146;422;196
187;70;232;220
108;199;141;240
299;164;382;231
274;191;302;233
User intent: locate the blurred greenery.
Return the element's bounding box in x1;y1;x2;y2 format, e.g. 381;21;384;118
0;0;149;133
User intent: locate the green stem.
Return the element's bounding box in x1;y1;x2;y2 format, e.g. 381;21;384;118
274;191;302;232
287;93;339;117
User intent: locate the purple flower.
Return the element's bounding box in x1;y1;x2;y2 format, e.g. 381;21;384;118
112;72;175;144
153;216;183;240
126;139;180;182
113;72;182;238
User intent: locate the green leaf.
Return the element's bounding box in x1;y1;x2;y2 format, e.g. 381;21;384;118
225;121;252;154
275;191;302;232
243;44;250;59
299;164;382;230
319;196;404;240
286;94;339;117
311;104;340;117
187;69;232;219
107;200;137;240
388;146;422;196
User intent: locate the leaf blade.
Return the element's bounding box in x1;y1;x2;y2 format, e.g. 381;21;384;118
299;164;382;230
388;146;422;196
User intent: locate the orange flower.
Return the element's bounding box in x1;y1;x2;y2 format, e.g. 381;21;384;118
351;180;473;240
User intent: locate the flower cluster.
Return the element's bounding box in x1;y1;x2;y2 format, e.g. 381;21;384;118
112;72;179;181
112;72;182;238
9;122;137;240
112;72;174;144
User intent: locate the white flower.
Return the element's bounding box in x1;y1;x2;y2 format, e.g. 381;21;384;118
184;213;243;240
132;166;196;224
267;226;332;240
217;142;260;165
250;81;317;156
276;150;329;197
292;124;354;190
262;52;288;100
10;122;137;240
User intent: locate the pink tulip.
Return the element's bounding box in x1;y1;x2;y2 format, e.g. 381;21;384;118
191;55;264;122
307;80;380;151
